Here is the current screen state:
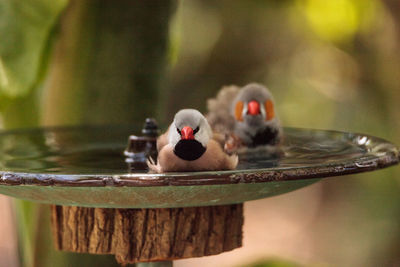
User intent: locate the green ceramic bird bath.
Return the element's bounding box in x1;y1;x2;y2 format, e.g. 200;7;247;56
0;125;398;208
0;125;398;265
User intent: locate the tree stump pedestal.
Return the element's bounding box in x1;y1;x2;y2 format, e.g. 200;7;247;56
50;204;243;265
49;119;244;264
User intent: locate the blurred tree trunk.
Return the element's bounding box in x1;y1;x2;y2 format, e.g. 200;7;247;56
3;0;176;266
43;0;174;125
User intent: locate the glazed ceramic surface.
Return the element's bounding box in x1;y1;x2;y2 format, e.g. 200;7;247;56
0;126;398;208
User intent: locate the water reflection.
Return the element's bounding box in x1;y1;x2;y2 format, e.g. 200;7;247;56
0;126;396;175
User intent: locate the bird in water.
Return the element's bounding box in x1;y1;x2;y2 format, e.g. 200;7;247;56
207;83;282;153
147;109;238;173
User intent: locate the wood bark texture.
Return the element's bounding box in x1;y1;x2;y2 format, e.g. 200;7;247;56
51;204;243;264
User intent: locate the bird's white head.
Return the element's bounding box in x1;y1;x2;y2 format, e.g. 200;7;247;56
168;109;213;149
231;83;278;127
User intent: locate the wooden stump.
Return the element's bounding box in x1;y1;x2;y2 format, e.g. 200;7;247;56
51;204;243;264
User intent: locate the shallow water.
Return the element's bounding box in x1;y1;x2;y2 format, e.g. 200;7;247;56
0;126;396;175
0;126;397;207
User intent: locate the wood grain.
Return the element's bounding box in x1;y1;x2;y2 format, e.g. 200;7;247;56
51;204;243;264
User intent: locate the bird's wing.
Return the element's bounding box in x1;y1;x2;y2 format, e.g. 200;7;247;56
212;132;226;148
156;126;170;152
195;139;238;170
206;85;240;135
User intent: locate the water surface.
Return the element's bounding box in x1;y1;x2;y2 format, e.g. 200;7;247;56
0;126;396;176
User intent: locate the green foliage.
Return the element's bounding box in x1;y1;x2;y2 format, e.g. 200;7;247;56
164;1;400;265
0;0;399;266
0;0;67;104
297;0;381;43
15;201;38;267
240;258;302;267
0;1;68;265
1;0;176;266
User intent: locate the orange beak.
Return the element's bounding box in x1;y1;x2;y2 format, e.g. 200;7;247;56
247;100;260;115
181;126;194;140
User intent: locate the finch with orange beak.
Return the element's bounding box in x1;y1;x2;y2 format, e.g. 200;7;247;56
148;109;238;173
207;83;282;153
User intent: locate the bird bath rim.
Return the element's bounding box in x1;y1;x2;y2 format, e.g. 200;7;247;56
0;125;397;208
0;125;398;187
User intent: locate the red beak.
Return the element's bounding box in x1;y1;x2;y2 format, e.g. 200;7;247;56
247;100;260;115
181;126;194;140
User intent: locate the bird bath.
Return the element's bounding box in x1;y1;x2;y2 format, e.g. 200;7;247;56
0;124;398;265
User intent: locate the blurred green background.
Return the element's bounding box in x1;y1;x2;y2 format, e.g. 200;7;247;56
0;0;399;266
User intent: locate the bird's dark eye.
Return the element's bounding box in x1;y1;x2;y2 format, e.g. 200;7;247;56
193;127;199;135
177;128;181;135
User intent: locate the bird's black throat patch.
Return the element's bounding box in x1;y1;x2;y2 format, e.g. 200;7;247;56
174;140;206;161
247;126;280;147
